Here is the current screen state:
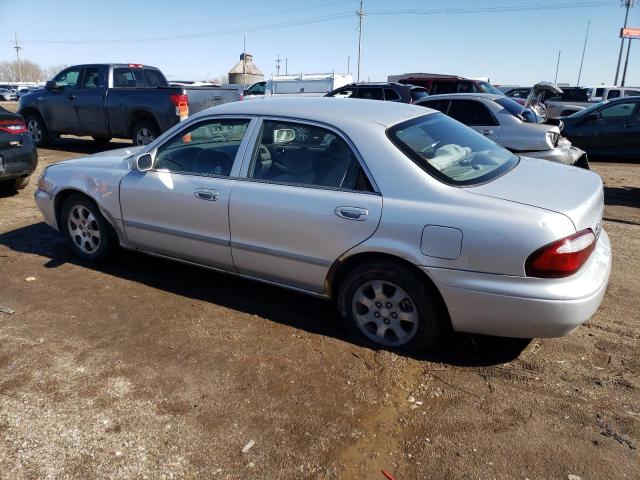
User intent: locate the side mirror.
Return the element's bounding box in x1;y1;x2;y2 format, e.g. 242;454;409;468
133;153;153;171
45;80;61;91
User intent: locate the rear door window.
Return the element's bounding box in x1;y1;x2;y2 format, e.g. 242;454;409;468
113;68;147;87
624;90;640;97
418;99;450;113
431;82;457;94
357;87;383;100
448;100;497;126
607;89;621;99
144;69;168;87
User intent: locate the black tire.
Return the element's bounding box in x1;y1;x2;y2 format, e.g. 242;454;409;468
337;261;446;353
14;176;30;190
92;136;112;144
131;120;159;146
61;194;114;262
24;112;53;147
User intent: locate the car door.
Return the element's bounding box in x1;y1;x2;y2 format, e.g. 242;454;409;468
589;101;640;153
447;99;501;141
74;66;109;136
44;66;82;133
120;116;256;270
229;118;382;294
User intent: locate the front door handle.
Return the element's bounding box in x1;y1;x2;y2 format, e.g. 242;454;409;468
194;189;219;201
480;129;493;136
68;94;76;100
335;206;368;221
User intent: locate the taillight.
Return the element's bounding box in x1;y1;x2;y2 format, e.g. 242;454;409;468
0;119;28;134
525;229;596;278
170;93;189;120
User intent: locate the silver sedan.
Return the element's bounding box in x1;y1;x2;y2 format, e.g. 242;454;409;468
34;98;611;353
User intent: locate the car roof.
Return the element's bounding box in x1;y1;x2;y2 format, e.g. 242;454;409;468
339;82;424;89
200;97;435;128
418;93;504;101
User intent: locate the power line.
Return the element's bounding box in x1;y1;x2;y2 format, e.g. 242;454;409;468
368;1;614;16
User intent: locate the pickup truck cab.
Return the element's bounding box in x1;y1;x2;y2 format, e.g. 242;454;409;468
19;64;239;146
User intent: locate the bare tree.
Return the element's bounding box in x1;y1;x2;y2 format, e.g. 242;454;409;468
0;60;68;82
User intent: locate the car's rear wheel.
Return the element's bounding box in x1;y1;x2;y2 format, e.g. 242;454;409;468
61;194;113;262
24;112;52;147
132;120;159;146
338;261;445;353
92;136;112;144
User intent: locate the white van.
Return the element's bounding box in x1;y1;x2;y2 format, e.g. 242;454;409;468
244;73;353;99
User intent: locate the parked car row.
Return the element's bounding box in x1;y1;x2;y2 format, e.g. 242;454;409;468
0;105;37;191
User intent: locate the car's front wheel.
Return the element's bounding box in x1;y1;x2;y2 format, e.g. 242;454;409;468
61;194;114;262
338;261;445;353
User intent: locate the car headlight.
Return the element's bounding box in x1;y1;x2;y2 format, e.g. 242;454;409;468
546;131;559;148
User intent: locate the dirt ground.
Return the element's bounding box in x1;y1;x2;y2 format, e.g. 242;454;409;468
0;100;638;479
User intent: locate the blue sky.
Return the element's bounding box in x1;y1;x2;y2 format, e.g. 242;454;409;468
1;0;638;86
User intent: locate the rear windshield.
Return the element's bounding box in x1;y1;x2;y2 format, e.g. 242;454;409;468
113;67;168;88
549;87;589;102
387;113;518;186
410;89;429;101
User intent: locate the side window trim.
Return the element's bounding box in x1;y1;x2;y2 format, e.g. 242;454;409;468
148;115;258;179
236;116;380;195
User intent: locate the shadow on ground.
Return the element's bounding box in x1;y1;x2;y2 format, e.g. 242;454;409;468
604;186;640;209
0;221;530;366
40;138;133;155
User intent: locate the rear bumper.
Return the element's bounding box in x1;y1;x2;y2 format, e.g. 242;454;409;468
425;230;611;338
34;188;59;231
521;143;586;167
0;142;37;181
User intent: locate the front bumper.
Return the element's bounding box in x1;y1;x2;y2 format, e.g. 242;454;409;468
425;230;611;338
521;142;587;168
34;188;59;231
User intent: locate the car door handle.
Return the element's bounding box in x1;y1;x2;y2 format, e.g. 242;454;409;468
335;207;368;221
480;129;493;136
68;94;76;100
194;189;219;201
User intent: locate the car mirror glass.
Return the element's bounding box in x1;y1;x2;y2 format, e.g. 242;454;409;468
273;128;295;143
133;153;153;171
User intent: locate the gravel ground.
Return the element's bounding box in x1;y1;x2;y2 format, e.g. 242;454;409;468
0;100;638;479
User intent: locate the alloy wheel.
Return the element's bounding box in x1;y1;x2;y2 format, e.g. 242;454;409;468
136;128;154;145
27;118;42;144
352;280;419;347
67;205;101;254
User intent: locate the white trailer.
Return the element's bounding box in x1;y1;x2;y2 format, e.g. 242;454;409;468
244;73;353;99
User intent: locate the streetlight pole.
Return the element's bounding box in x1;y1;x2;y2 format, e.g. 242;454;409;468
577;21;590;85
621;39;633;86
554;50;562;84
13;33;22;83
356;0;365;83
347;56;351;75
614;0;635;85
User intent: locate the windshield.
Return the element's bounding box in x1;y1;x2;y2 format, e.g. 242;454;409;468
479;82;504;95
387;113;519;186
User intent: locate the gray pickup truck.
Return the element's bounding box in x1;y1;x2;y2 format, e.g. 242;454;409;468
18;64;241;146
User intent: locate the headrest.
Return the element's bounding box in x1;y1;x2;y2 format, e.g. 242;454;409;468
277;147;313;174
327;138;352;158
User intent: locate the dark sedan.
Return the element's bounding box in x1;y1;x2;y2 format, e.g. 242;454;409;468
0;106;38;191
561;97;640;159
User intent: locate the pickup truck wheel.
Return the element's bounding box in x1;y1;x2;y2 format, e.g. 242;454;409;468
24;113;52;147
92;136;112;144
132;121;159;146
61;194;113;262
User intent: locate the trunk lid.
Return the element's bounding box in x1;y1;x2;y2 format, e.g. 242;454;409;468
468;157;603;233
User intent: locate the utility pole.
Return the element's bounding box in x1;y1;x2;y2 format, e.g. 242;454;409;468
577;21;590;85
285;58;288;75
621;39;633;86
554;50;562;84
275;54;281;76
13;33;22;83
614;0;635;85
356;0;365;83
242;34;246;88
347;56;351;75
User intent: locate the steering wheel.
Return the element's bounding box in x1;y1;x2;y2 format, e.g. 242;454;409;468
193;150;231;176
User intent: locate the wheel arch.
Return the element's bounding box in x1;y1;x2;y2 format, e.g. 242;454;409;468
54;189;119;241
127;109;160;136
325;251;451;322
20;107;51;131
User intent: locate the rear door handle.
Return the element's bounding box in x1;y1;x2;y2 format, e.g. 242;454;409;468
480;129;493;136
335;206;368;221
194;189;219;201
